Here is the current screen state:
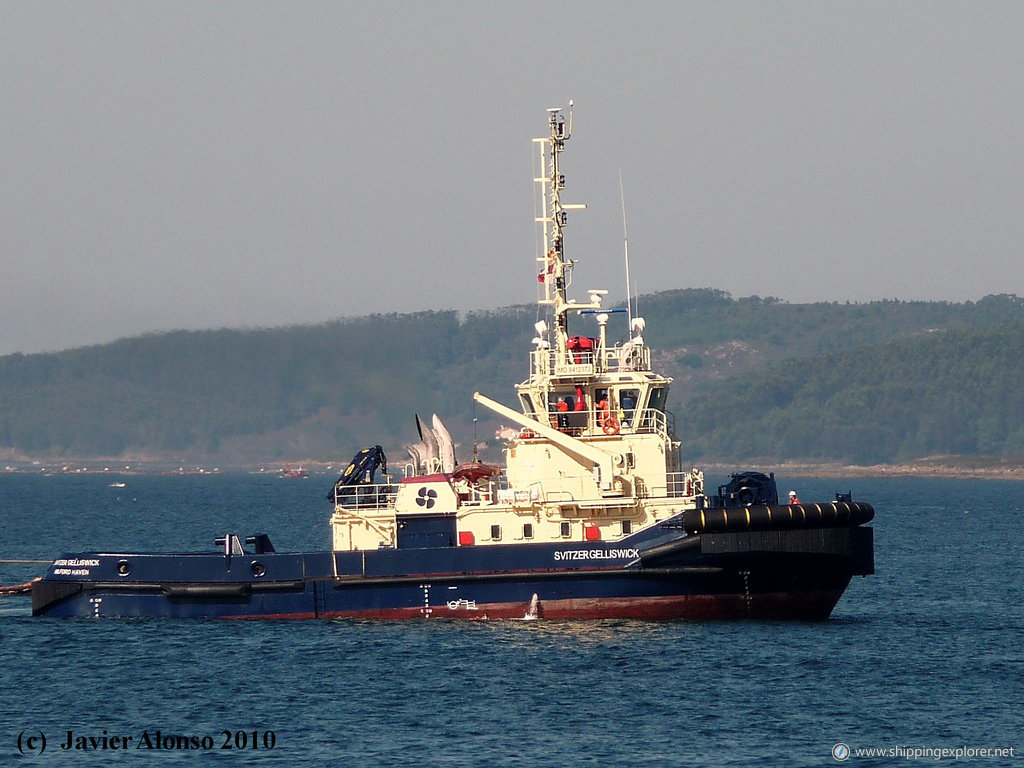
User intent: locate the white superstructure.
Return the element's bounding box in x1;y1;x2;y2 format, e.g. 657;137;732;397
330;106;704;552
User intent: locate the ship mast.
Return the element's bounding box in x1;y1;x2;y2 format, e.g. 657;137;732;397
534;103;603;360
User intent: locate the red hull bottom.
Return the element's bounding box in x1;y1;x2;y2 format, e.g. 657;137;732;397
226;590;846;621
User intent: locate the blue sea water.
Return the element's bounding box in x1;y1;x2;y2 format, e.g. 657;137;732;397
1;473;1022;766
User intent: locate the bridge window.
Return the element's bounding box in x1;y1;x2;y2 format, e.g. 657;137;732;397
649;387;667;412
618;389;640;426
519;394;536;415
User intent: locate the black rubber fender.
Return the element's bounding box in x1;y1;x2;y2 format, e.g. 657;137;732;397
683;501;874;534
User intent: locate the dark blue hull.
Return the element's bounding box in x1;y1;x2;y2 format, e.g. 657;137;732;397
32;523;874;620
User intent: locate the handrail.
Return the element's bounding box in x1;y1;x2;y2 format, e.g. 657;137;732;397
527;406;670;438
530;345;651;377
330;483;397;510
647;470;704;499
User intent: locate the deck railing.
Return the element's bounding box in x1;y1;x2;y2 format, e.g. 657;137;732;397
530;344;651;378
651;470;704;499
523;406;672;438
329;483;397;510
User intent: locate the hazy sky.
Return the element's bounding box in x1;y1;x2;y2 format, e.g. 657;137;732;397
2;2;1022;356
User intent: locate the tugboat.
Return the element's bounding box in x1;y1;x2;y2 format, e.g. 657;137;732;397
31;106;873;620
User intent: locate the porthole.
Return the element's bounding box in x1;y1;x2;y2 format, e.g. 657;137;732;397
116;559;132;577
250;561;266;578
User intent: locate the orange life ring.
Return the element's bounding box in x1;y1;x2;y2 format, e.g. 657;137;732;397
601;414;620;436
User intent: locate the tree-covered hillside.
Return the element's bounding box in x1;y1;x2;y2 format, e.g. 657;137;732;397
678;320;1024;464
1;291;1022;464
644;290;1024;399
0;309;534;462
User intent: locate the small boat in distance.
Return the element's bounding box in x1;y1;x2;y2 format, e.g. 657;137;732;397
31;106;874;620
281;463;308;479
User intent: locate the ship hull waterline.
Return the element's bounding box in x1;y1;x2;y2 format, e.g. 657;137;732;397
33;527;873;621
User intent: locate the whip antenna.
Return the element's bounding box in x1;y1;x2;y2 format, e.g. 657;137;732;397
619;169;633;329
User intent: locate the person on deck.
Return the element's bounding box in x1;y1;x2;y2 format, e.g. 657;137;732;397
788;490;802;505
555;397;570;430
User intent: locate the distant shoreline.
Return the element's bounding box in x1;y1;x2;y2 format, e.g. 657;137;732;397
702;459;1024;481
5;457;1024;480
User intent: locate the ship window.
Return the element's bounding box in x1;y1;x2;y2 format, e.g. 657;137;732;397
490;525;502;541
649;387;667;412
618;389;640;426
519;394;536;416
551;392;575;430
550;392;573;410
523;523;534;539
621;520;632;535
560;521;571;537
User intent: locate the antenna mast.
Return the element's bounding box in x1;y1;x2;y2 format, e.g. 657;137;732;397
533;101;596;358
